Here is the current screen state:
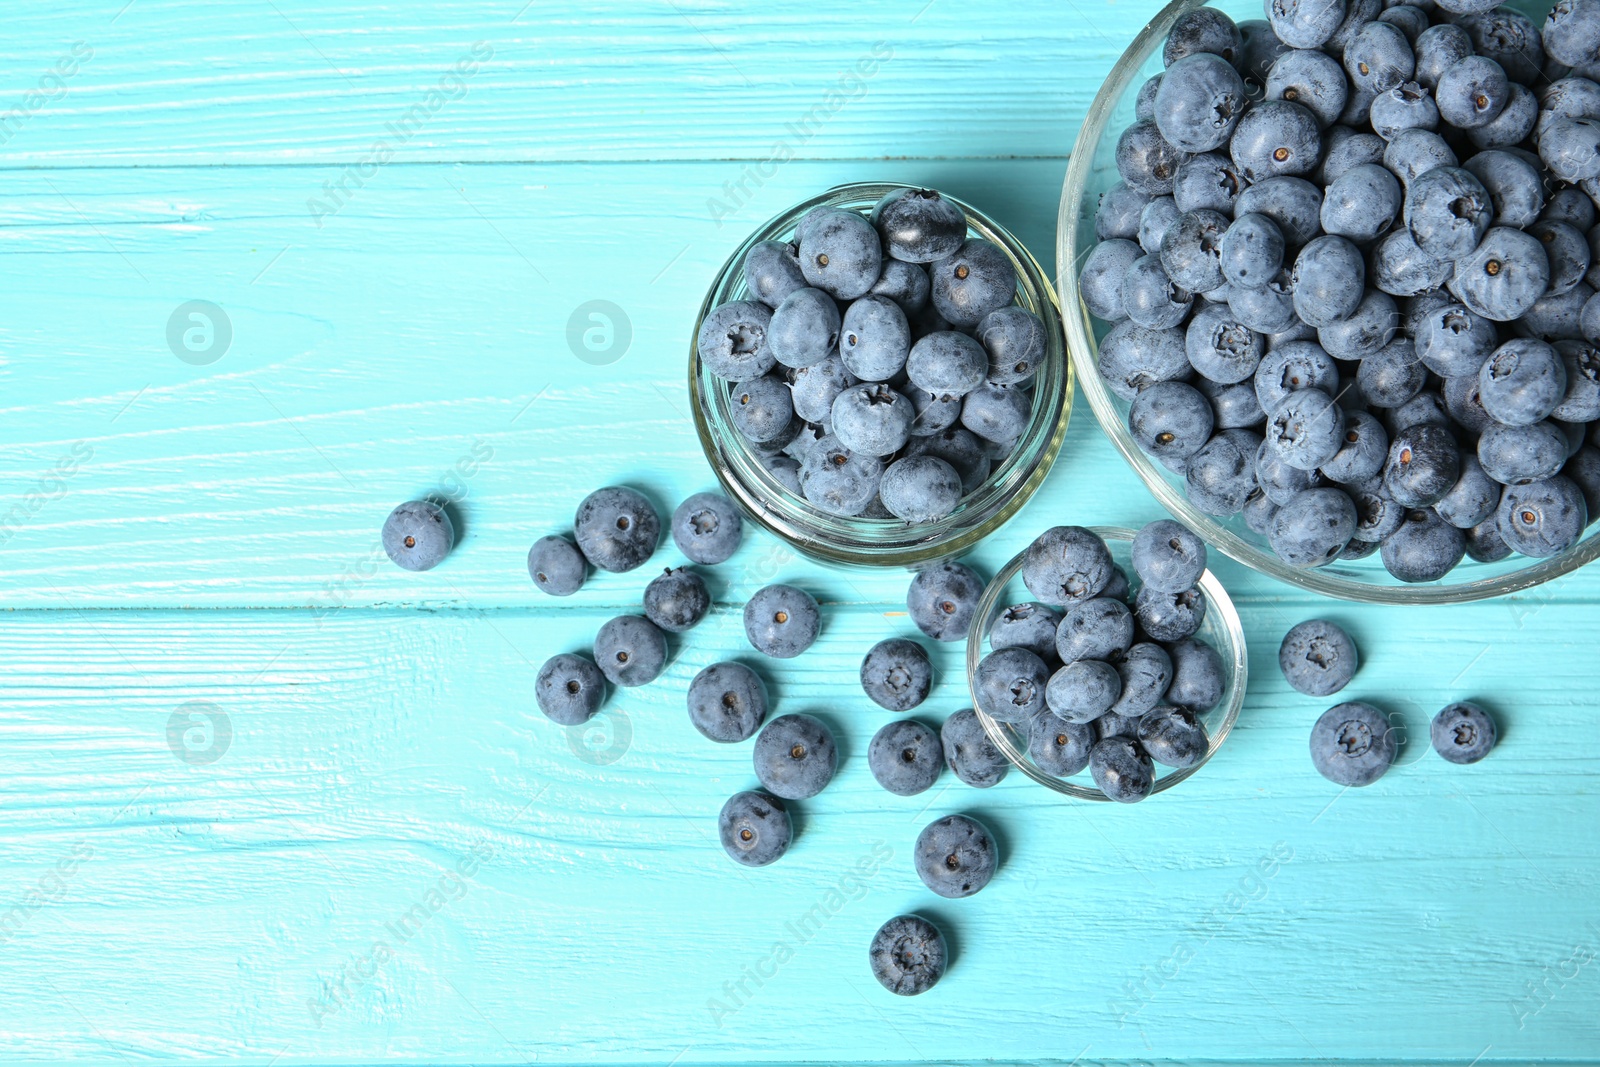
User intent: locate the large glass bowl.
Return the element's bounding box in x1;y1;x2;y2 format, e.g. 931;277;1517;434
1056;0;1600;603
966;526;1246;801
692;182;1071;568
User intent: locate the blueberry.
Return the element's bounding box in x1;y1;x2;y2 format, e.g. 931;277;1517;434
1116;119;1185;195
1320;410;1389;484
1498;475;1590;556
1558;343;1600;423
1449;223;1552;323
764;455;802;494
868;719;943;796
961;382;1033;447
1089;737;1155;802
1109;641;1176;718
753;713;838;800
1139;196;1183;255
930;238;1016;328
1218;213;1285;291
1404;167;1494;261
1081;239;1144;321
1129;380;1216;460
906;387;963;438
838;294;911;381
1462;150;1545;229
1320;127;1386;184
1265;48;1348;128
797;207;882;300
1234;175;1324;247
1024;712;1092;777
830;384;913;457
1324;0;1382;56
975;647;1052;724
1416;303;1497;380
687;662;768;743
915;813;998;897
1465;514;1515;561
644;567;710;633
1164;6;1242;66
1186;301;1264;383
594;614;667;688
900;563;980;645
905;426;991;492
1093;709;1144;743
1309;702;1396;786
528;534;586;596
1320;290;1399;362
906;331;988;396
1257;436;1328;504
1186;429;1262;516
1131;519;1208;593
1046;658;1123;724
672;491;742;565
730;374;796;444
798;434;884;516
1267;0;1348;50
382;500;454;572
1244;485;1282;533
1434;455;1501;529
1198;376;1266;429
1545;0;1600;68
986;604;1058;662
1430;701;1497;765
1443;374;1496;438
871;188;966;264
1096;182;1155;241
1478;420;1570;484
1381;507;1467;581
1278;619;1359;696
861;638;933;711
1230;100;1322;182
1383;128;1459;188
1136;580;1209;642
869;915;947;996
1467;82;1537;149
745;239;807;307
1357;342;1427;410
1384;423;1462;508
1267;387;1346;471
1343;21;1414;94
698;300;776;380
787;358;853;426
869;258;932;316
1435;55;1510;130
1369;83;1440;141
1138;705;1209;768
1354;485;1406;543
1270;487;1358;566
1165;636;1225;712
1255;338;1339;413
976;306;1046;386
1532;222;1594;299
535;653;606;725
1291;236;1365;327
1096;321;1191;401
744;584;820;659
940;708;1008;787
1414;23;1473;90
1022;525;1114;607
1174;152;1251;214
1480;339;1568;427
1240;17;1294;88
1155;52;1247;152
1460;8;1543;84
576;490;665;577
1055;596;1136;663
1320;164;1402;243
719;791;791;867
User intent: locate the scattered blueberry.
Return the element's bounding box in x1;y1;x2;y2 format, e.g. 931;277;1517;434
868;719;944;796
671;492;742;565
528;534;586;596
383;500;454;572
1278;619;1359;696
687;662;768;743
575;487;660;573
941;708;1009;788
1430;701;1497;764
907;562;984;643
1309;701;1396;786
719;791;792;867
743;584;820;659
535;653;606;726
914;814;998;898
861;638;933;711
753;713;838;799
644;567;710;633
869;915;947;996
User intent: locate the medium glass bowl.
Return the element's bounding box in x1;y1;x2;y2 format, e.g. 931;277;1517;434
1055;0;1600;603
966;526;1246;801
691;182;1071;568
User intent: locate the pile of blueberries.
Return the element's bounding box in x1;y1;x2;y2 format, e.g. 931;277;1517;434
974;520;1227;802
1079;0;1600;581
696;186;1050;523
1277;617;1497;783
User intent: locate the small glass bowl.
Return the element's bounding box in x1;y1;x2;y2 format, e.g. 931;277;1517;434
691;182;1072;568
1055;0;1600;603
966;526;1246;801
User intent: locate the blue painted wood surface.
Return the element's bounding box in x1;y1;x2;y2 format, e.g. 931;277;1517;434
2;2;1598;1064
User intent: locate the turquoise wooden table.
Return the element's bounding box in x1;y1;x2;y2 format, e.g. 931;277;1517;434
3;2;1598;1064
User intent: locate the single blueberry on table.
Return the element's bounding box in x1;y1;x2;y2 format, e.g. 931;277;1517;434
768;287;841;369
871;188;966;264
719;791;792;867
797;206;882;300
861;638;933;711
1138;705;1209;768
869;915;947;996
1165;636;1225;712
730;374;796;444
672;491;742;565
1497;475;1590;557
975;647;1052;724
535;653;606;726
1278;619;1359;697
1089;737;1155;803
1046;658;1123;724
1055;596;1136;664
915;813;998;898
753;713;838;800
839;294;912;382
528;534;585;596
575;486;660;573
382;500;454;572
744;239;807;308
643;567;710;633
1022;525;1114;607
1430;701;1497;765
743;584;820;659
1381;507;1466;582
686;662;768;743
907;562;984;643
1309;702;1396;787
594;615;667;688
941;708;1009;788
697;300;775;381
930;238;1017;328
868;719;943;796
1155;52;1247;153
1269;487;1358;567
